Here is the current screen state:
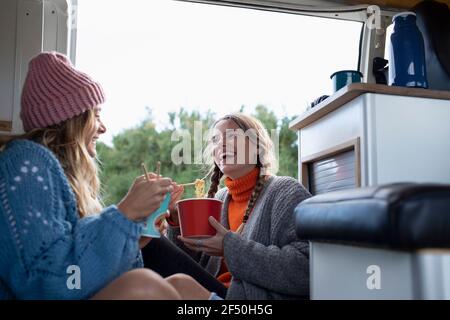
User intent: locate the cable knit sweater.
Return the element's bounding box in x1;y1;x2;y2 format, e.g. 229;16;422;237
0;139;143;300
168;175;312;299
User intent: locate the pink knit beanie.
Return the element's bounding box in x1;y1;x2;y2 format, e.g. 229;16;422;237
20;51;105;132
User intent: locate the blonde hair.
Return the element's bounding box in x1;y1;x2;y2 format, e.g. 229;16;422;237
0;109;102;218
204;113;277;232
203;113;278;179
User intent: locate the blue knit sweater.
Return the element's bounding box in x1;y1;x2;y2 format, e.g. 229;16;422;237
0;139;144;300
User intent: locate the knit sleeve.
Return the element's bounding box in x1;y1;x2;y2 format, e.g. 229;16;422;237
0;143;143;299
222;177;311;296
132;250;144;269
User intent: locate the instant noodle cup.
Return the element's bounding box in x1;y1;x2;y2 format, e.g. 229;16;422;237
176;198;223;238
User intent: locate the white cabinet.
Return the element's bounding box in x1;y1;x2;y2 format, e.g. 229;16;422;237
290;83;450;300
309;242;450;299
290;83;450;194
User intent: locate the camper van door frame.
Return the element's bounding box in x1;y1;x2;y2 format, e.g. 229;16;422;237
5;0;75;135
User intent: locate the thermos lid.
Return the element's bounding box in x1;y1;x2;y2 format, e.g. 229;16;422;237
392;11;416;22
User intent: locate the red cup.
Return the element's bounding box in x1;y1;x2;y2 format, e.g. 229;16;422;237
176;198;223;238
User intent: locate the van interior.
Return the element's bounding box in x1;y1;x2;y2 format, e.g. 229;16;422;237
1;0;450;300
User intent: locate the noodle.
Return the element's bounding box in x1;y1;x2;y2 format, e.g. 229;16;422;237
194;179;205;198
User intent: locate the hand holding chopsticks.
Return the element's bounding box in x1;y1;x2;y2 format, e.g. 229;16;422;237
141;161;169;226
117;163;172;222
141;161;161;181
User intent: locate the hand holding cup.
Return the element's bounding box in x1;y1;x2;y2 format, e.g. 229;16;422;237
117;173;173;222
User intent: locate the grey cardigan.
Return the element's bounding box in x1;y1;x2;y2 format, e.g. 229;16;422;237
168;176;311;300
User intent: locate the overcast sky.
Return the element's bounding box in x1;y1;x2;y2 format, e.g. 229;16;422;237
75;0;361;145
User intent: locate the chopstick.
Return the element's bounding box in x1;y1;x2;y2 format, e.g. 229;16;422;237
141;161;162;181
142;165;208;187
141;162;150;182
180;171;211;187
181;182;196;186
156;161;161;180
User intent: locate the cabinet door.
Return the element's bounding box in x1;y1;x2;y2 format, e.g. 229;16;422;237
309;149;357;195
302;138;361;195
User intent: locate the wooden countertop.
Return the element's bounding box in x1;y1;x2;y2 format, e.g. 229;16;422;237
0;121;12;132
289;83;450;131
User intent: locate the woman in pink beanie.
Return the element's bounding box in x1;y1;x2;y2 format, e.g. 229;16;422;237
0;51;212;300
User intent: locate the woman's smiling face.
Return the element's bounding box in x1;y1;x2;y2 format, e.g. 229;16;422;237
211;119;257;179
85;106;106;158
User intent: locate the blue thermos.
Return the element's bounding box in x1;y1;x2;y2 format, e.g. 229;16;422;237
388;12;428;88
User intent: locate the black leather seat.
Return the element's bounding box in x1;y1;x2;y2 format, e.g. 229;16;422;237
294;183;450;250
413;0;450;91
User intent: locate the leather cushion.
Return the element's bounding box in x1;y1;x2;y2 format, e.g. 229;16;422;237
295;183;450;249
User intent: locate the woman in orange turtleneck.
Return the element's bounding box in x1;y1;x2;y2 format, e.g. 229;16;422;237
216;166;260;287
165;113;311;300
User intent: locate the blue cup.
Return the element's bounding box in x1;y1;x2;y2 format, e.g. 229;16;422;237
141;192;171;238
330;70;363;92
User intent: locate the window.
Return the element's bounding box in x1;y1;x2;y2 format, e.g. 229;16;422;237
76;0;362;145
75;0;362;203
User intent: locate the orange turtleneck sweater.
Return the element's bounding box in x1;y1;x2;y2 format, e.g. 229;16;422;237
217;167;260;287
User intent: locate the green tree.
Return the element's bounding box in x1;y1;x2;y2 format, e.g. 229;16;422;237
253;105;298;177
